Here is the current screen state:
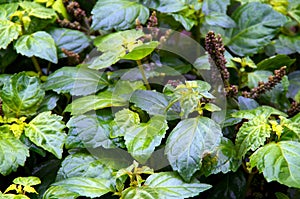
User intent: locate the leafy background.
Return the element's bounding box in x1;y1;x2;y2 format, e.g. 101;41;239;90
0;0;300;199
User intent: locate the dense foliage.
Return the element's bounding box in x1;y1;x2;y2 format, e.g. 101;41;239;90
0;0;300;198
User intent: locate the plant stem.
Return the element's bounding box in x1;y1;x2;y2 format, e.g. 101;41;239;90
136;60;151;90
31;56;42;75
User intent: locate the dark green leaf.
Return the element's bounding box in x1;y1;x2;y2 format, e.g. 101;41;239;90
171;13;195;31
130;90;169;116
43;67;109;96
0;45;18;69
47;27;90;58
65;91;127;115
0;126;29;176
91;0;149;31
225;2;287;56
287;71;300;99
25;111;66;159
0;20;21;49
204;13;236;28
149;0;186;13
165;117;222;181
235;115;271;158
201;137;240;176
56;152;112;181
66;114;115;149
113;80;146;101
202;0;230;15
247;70;272;89
207;170;246;199
250;141;300;188
257;54;295;71
15;31;58;63
37;92;60;112
274;35;300;54
238;96;259;110
0;72;45;116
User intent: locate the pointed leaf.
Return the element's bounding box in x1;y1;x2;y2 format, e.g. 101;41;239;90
15;31;58;63
0;20;21;49
91;0;149;31
66;114;115;149
0;72;45;116
204;12;236;28
43;67;109;96
250;141;300;188
47;27;90;58
148;0;186;13
65;91;127;115
171;13;195;31
145;172;211;199
125;115;168;163
130;90;169;116
25;111;66;159
225;2;287;56
235;115;271;158
247;70;272;88
0;126;29;176
165;117;222;181
202;0;230;15
56;152;113;181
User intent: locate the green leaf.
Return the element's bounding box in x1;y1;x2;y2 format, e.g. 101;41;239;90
287;71;300;99
235;115;272;158
43;67;109;96
0;3;18;19
47;27;90;58
25;111;66;159
111;108;140;138
65;91;127;115
91;0;149;31
274;35;300;54
130;90;169;116
204;12;236;28
19;1;57;19
250;141;300;188
122;41;159;60
257;54;295;71
202;0;230;15
52;0;69;19
66;114;115;149
15;31;58;63
122;172;211;199
13;176;41;186
231;105;287;120
148;0;186;13
201;137;240;176
193;54;210;70
225;2;287;56
238;96;259;110
0;72;45;117
43;186;79;199
113;80;146;101
49;177;112;198
56;152;112;181
171;13;195;31
0;20;21;49
87;29;144;69
0;126;29;176
275;192;290;199
247;70;273;88
37;92;60;112
125;115;168;163
207;170;246;199
165;117;222;181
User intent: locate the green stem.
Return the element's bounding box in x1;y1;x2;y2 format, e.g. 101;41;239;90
136;60;151;90
31;56;42;75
